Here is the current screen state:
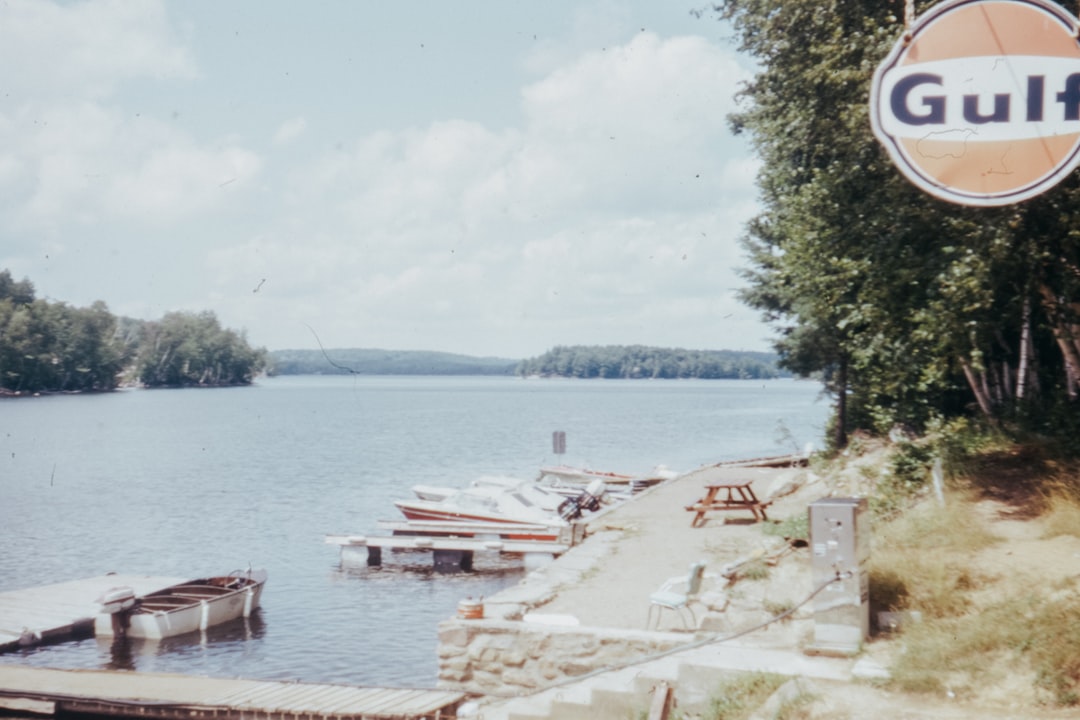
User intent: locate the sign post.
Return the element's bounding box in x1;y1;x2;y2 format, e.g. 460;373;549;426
870;0;1080;206
552;430;566;456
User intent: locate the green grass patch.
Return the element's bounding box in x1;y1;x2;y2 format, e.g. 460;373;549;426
764;513;809;543
690;672;786;720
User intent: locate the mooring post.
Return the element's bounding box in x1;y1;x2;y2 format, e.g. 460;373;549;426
366;546;382;566
433;549;474;572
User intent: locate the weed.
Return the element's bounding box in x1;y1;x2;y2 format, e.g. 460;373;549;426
773;687;819;720
889;588;1080;705
736;558;770;582
688;672;786;720
764;513;809;543
868;499;997;620
1041;481;1080;539
762;598;796;619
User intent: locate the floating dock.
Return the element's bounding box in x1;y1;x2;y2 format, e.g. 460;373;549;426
0;574;186;652
326;519;585;571
0;666;464;720
326;530;570;571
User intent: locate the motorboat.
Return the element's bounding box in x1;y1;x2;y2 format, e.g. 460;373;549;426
395;478;608;528
95;569;267;640
538;464;678;492
412;473;621;503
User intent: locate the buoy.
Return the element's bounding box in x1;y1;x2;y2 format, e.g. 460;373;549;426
457;597;484;619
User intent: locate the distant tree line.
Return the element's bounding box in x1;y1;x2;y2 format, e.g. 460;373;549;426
268;348;517;376
515;345;783;379
0;270;266;394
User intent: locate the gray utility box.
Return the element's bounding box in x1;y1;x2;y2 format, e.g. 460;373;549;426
807;496;869;655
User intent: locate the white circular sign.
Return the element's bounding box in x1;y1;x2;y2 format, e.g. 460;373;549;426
870;0;1080;206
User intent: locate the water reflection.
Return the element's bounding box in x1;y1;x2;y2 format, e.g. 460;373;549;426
100;613;267;671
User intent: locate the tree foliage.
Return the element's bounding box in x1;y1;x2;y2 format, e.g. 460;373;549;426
268;348;517;376
516;345;782;379
0;271;125;393
714;0;1080;446
0;269;265;393
136;311;266;388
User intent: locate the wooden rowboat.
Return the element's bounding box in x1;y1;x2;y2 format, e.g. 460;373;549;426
95;569;267;640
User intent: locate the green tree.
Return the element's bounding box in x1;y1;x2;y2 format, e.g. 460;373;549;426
136;311;266;387
715;0;1080;446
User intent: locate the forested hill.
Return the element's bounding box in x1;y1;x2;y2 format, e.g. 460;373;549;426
516;345;784;379
268;349;518;376
268;346;784;379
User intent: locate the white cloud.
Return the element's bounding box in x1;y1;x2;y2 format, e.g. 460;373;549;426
0;0;196;102
3;4;769;357
273;117;307;145
212;31;759;355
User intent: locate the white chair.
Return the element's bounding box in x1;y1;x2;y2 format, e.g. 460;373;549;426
646;560;707;630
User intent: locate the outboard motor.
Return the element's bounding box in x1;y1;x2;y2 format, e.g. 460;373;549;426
576;479;607;513
96;586;137;637
557;496;582;521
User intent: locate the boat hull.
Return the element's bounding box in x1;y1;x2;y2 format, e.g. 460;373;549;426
95;571;267;640
393;501;566;541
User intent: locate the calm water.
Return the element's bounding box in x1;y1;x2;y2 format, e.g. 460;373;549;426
0;375;828;687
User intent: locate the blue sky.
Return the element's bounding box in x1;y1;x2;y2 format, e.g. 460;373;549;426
0;0;767;358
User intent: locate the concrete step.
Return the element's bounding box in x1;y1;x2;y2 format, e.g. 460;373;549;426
465;642;857;720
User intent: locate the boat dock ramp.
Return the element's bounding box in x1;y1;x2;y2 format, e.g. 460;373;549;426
326;519;586;571
0;666;464;720
0;574;186;652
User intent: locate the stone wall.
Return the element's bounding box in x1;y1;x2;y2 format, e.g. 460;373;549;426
437;617;688;695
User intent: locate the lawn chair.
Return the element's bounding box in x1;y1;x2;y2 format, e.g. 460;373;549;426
646;560;708;630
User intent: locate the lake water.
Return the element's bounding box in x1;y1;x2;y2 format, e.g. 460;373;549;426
0;375;828;687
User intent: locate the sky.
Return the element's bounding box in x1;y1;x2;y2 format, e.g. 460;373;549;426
0;0;768;359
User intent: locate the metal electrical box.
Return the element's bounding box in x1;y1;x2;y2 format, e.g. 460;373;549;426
807;496;869;655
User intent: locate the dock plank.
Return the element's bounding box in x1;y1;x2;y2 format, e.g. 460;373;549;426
0;666;464;719
0;575;187;650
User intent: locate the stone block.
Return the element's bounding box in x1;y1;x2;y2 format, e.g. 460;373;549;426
501;667;541;689
437;623;473;647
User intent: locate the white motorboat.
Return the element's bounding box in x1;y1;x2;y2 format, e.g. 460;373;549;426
95;569;267;640
396;478;607;530
538;464;677;492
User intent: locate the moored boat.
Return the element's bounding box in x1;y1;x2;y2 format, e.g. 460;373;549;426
95;569;267;640
395;478;608;528
538;464;677;492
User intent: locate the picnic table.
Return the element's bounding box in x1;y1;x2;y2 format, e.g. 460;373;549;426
686;479;770;527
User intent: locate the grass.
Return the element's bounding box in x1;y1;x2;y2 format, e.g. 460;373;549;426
688;672;786;720
637;672;786;720
1040;483;1080;540
867;497;998;619
869;444;1080;706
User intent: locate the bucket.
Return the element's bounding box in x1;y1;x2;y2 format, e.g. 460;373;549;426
457;597;484;620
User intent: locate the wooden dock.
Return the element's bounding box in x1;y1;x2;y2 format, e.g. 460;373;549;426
326;530;570;571
0;575;186;652
0;666;464;720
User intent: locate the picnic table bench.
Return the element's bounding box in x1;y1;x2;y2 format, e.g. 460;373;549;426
686;480;771;527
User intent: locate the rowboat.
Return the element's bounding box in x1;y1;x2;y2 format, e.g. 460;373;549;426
95;569;267;640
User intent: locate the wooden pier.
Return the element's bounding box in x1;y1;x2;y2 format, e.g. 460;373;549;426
0;575;186;652
326;520;581;571
0;666;464;720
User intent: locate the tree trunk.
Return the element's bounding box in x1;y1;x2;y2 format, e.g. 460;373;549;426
834;353;848;450
1038;284;1080;399
1017;295;1031;401
960;357;995;418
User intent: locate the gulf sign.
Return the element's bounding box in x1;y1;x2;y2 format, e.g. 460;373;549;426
871;0;1080;206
